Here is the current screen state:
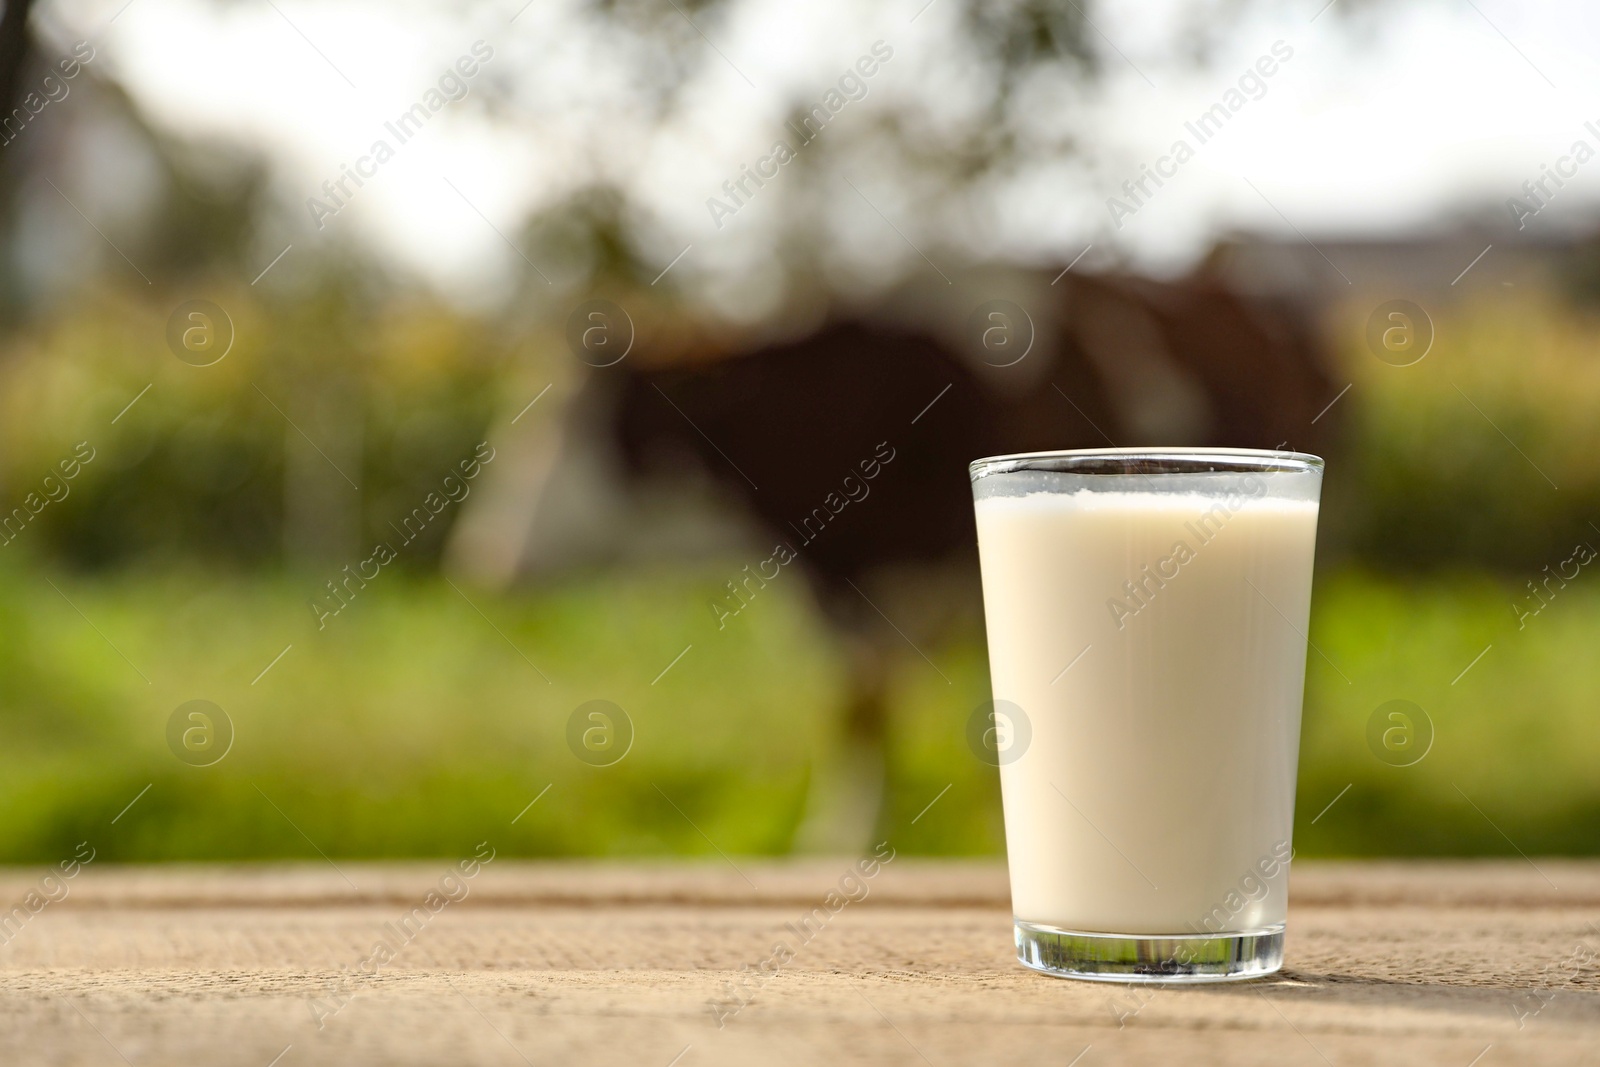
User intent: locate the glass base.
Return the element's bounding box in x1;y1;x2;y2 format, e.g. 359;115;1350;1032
1014;920;1284;983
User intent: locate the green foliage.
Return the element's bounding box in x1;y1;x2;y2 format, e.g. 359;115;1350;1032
1328;292;1600;572
3;281;1599;861
0;558;1594;861
0;560;834;862
1296;569;1600;856
0;283;510;568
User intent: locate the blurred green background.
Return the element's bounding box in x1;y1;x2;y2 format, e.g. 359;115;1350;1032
3;282;1600;862
2;0;1597;863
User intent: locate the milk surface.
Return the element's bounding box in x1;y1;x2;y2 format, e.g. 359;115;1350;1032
975;486;1319;934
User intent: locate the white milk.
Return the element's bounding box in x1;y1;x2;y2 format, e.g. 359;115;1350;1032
975;487;1319;935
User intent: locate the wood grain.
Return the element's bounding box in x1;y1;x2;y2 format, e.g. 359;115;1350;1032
0;860;1594;1065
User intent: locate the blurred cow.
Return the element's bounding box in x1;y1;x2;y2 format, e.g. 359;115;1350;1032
449;266;1338;850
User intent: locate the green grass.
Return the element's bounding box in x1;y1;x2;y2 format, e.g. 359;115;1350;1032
1295;570;1600;855
2;556;1596;862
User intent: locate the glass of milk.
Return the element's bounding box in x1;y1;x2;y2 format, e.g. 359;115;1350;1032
969;448;1323;982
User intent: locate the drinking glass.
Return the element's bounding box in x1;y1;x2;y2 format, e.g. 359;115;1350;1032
969;447;1324;981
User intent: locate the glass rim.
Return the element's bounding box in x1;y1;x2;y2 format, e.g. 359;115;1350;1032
968;446;1324;482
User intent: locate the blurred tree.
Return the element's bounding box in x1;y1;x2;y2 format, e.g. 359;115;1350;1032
0;0;37;315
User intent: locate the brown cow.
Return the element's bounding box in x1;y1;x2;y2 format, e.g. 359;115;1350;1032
453;266;1338;850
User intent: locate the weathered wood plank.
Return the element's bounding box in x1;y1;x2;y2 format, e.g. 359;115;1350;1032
0;861;1593;1065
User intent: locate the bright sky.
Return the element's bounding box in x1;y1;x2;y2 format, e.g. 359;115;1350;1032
40;0;1600;302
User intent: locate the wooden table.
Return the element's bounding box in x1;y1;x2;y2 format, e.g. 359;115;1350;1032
0;860;1595;1065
